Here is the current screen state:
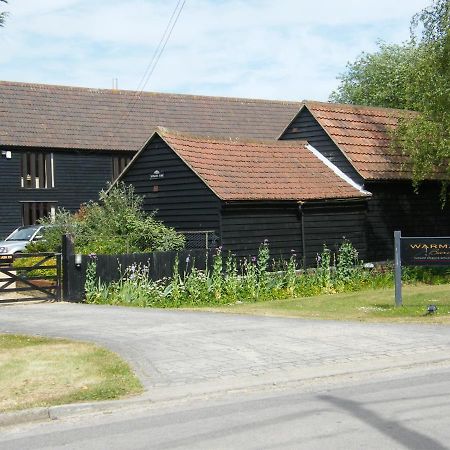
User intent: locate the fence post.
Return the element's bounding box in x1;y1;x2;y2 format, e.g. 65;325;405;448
394;230;402;307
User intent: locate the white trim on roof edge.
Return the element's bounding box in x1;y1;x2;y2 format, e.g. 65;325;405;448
306;144;371;196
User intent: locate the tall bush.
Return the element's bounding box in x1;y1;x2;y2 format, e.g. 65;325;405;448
27;183;185;254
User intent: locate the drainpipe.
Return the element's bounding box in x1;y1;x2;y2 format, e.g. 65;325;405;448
298;202;306;268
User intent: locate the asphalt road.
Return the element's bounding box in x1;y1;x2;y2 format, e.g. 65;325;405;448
2;365;450;450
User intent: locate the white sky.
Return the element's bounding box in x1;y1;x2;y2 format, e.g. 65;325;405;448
0;0;431;101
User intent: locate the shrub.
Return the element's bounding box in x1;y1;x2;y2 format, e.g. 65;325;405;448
27;183;185;255
12;256;57;278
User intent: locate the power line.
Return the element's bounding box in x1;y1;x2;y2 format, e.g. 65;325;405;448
135;0;185;95
109;0;187;148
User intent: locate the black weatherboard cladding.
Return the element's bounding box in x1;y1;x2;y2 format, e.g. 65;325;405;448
365;181;450;261
220;203;303;259
302;201;368;266
0;148;129;239
280;107;364;185
121;136;221;233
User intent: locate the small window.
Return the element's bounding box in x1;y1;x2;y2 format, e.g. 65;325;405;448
21;152;54;189
21;202;56;226
112;155;132;181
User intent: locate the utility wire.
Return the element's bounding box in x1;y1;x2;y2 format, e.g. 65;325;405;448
109;0;186;148
134;0;185;95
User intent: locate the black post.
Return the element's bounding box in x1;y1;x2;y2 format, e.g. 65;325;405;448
62;234;74;301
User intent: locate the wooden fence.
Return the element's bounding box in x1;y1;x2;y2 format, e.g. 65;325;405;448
63;244;215;302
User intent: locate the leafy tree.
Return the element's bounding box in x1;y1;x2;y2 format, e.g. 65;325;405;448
28;183;185;254
0;0;8;28
329;42;420;109
330;0;450;188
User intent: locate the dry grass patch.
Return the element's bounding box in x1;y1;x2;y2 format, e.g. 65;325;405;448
0;335;142;412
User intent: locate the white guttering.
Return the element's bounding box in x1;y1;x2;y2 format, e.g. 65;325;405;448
306;143;371;196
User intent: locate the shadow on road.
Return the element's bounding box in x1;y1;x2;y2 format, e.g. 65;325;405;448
319;394;447;450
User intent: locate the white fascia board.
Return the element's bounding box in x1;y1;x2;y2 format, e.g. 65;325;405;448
306;143;371;196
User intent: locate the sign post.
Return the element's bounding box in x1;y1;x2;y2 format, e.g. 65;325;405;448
394;231;402;307
394;231;450;307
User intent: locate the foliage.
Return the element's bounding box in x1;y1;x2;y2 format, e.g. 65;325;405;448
82;239;450;309
0;0;7;28
27;183;185;255
12;256;57;278
330;0;450;189
336;239;360;284
330;42;419;109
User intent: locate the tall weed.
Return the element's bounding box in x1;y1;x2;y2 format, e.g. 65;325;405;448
84;240;449;308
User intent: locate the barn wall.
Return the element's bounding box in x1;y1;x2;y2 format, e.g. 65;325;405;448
0;148;123;239
121;136;221;234
366;181;450;261
280;108;364;184
302;201;368;266
220;203;303;260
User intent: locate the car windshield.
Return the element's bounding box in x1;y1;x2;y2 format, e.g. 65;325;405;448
6;226;40;241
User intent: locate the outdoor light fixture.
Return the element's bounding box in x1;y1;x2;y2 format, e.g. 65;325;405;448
75;254;82;268
1;150;11;159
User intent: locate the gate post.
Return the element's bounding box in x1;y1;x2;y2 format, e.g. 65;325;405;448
62;234;75;301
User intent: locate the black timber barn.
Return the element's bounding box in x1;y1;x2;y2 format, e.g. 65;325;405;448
1;80;449;263
0;81;300;239
279;101;450;261
114;129;370;265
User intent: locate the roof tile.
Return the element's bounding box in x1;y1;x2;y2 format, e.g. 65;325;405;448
0;81;301;151
304;101;416;180
154;130;368;201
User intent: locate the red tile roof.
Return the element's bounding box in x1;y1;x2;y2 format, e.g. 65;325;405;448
0;81;301;151
145;129;369;201
302;101;416;180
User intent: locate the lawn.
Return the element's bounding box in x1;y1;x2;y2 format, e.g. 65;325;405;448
0;335;143;413
199;284;450;323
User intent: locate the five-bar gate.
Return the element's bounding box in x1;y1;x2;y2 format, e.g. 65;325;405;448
0;253;61;303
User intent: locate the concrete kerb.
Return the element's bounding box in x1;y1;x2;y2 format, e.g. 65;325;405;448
3;353;450;429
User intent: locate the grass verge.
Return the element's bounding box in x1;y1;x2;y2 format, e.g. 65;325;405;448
0;334;143;413
198;284;450;323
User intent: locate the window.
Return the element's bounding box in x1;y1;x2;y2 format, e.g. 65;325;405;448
21;152;54;189
21;202;56;226
112;155;132;181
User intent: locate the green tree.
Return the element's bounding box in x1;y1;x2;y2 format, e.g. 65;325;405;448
329;42;420;109
330;0;450;187
28;183;185;254
0;0;8;28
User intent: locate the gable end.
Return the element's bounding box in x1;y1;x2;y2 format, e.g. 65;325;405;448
121;135;221;231
279;107;364;185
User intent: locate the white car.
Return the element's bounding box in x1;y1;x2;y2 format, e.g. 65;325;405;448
0;225;47;255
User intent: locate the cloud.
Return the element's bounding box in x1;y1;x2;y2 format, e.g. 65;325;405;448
0;0;432;100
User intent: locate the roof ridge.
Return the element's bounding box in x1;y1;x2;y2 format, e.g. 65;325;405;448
158;127;309;147
303;100;416;115
0;80;302;106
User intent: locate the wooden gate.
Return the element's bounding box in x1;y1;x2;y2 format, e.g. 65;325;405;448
0;253;61;303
